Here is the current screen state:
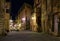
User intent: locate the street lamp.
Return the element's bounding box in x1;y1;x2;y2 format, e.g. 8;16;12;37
22;17;26;23
22;17;26;21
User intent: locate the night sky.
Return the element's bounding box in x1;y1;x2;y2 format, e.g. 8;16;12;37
9;0;34;20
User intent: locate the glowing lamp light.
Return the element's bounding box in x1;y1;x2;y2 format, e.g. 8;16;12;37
19;23;21;27
10;20;13;22
22;17;26;21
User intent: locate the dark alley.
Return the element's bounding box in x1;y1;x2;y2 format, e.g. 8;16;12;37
0;0;60;41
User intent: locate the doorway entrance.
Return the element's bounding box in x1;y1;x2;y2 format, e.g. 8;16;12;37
58;18;60;34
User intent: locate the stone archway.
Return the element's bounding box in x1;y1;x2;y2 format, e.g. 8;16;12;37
58;13;60;36
51;12;60;36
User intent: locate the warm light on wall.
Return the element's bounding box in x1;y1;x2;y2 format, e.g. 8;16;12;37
31;13;36;24
31;13;36;20
32;17;36;20
18;23;21;27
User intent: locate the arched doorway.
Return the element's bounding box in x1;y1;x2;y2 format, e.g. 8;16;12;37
51;12;60;36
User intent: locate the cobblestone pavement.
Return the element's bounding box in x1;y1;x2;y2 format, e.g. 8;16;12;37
0;31;60;41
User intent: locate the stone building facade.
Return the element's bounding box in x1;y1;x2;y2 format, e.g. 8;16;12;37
4;1;10;33
0;0;6;35
34;0;60;36
34;0;44;32
47;0;60;36
17;3;32;31
0;0;10;36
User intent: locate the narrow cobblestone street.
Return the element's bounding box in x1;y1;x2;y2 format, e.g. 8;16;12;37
0;31;60;41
